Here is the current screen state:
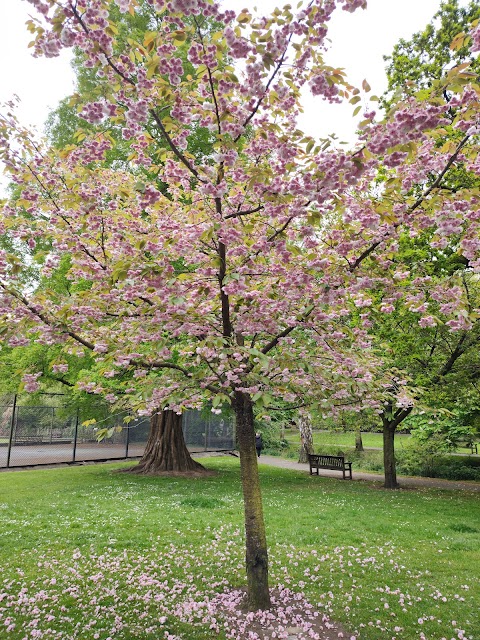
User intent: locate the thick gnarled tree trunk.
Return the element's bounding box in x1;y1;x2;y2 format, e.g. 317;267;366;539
127;410;206;474
298;412;314;463
233;391;271;611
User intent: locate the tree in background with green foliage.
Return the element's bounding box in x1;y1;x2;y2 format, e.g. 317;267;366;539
369;265;480;487
352;1;480;488
383;0;480;105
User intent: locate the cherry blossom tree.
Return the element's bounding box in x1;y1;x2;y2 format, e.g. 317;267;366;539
366;266;480;488
1;0;480;610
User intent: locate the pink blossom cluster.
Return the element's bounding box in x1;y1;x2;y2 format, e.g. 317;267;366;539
469;24;480;52
21;372;42;392
309;73;341;102
80;101;116;125
166;0;210;17
224;27;252;60
26;0;49;15
157;55;185;86
51;363;69;374
363;103;448;156
340;0;367;12
114;0;131;12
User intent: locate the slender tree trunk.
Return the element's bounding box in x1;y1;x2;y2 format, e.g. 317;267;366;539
126;410;206;474
355;426;364;452
233;391;271;610
298;412;314;463
383;422;399;489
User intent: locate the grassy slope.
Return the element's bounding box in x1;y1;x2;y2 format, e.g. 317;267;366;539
0;458;479;639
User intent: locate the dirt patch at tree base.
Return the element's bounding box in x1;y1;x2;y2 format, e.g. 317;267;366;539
210;588;353;639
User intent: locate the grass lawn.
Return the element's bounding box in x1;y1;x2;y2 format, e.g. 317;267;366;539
282;430;477;456
0;458;479;639
283;430;392;450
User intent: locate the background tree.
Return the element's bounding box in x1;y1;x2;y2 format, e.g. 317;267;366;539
383;0;480;105
297;411;315;463
363;0;480;487
362;243;480;487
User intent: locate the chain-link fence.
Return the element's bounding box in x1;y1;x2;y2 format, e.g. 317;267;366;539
183;410;235;450
0;399;235;469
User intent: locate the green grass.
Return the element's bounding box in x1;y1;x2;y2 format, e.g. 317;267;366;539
0;459;479;639
283;429;405;449
283;430;478;456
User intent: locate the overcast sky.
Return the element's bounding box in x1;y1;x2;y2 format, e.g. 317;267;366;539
0;0;461;184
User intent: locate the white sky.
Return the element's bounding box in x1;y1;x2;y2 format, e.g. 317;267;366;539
0;0;460;188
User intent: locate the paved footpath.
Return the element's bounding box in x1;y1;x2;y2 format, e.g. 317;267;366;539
256;454;480;492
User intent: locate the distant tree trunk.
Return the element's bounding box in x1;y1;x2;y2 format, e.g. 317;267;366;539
298;412;314;463
383;422;399;489
381;405;413;489
127;410;206;474
355;426;364;452
233;391;271;611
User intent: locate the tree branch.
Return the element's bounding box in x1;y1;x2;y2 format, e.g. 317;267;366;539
225;204;264;220
149;108;205;182
260;305;315;356
349;133;471;272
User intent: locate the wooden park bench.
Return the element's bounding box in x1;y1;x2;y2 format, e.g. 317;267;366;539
308;454;353;480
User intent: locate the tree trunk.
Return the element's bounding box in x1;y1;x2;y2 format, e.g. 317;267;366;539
355;426;364;452
233;391;271;611
383;422;399;489
298;412;314;463
127;410;206;474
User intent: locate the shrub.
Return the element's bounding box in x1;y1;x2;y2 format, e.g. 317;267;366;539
429;460;480;481
396;437;480;480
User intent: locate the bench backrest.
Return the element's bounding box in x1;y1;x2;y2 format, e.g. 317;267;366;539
309;454;345;469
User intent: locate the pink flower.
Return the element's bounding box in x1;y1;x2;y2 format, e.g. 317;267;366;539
22;372;42;393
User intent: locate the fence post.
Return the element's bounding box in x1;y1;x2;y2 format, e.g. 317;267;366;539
125;424;130;459
6;394;17;469
49;407;54;444
72;408;79;463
